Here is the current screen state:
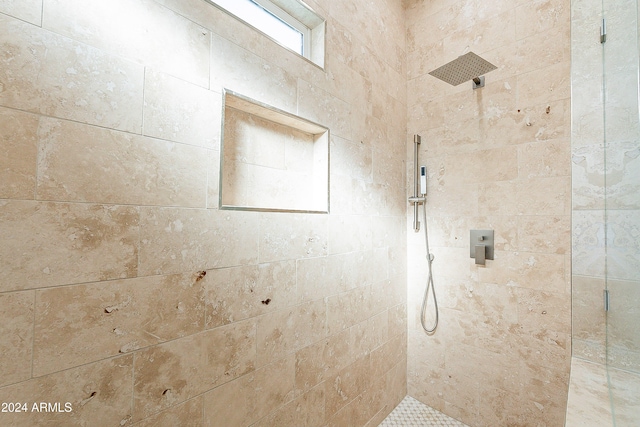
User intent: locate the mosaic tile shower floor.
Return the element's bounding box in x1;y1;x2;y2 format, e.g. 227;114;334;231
379;395;469;427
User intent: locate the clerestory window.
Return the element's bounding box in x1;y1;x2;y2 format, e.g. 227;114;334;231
207;0;325;68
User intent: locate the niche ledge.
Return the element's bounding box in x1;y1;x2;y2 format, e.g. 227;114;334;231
219;89;329;213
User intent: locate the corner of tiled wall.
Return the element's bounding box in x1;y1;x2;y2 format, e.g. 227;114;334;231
405;0;572;425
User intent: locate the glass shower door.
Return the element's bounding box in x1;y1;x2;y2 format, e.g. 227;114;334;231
602;0;640;424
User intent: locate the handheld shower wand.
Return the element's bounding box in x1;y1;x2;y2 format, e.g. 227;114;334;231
407;134;438;333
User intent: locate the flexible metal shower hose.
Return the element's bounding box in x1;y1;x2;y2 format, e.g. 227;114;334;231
420;203;438;333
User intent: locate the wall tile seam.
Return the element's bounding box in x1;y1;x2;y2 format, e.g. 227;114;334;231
131;395;204;425
327;21;407;76
0;262;372;296
403;94;571;117
37;3;212;91
0;351;134;391
0;8;42;27
1;107;175;147
32;175;212;208
5;14;153;91
133;364;307;425
404;2;519;33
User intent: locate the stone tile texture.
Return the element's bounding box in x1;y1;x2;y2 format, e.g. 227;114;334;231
0;0;407;425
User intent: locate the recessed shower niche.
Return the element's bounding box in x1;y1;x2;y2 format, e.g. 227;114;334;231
219;90;329;213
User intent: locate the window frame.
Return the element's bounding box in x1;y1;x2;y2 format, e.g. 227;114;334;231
205;0;325;68
252;0;310;56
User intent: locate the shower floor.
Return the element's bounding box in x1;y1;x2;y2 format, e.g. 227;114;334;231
379;395;469;426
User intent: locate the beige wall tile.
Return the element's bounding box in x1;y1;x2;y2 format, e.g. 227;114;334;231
0;200;139;292
441;375;479;424
565;358;614;427
326;286;371;335
425;184;479;217
133;319;256;421
330;135;373;182
42;0;210;87
0;355;133;426
502;99;571;145
519;138;571;178
143;69;220;148
516;0;570;40
259;213;328;263
155;0;249;45
443;9;516;59
372;148;405;188
328;214;373;255
36;118;208;207
134;397;203;427
250;384;325;427
33;272;206;376
518;61;571;108
204;261;297;329
478;181;519;216
256;300;326;367
516;287;571;336
210;33;297;113
298;79;352;140
441;147;519;186
0;14;144;132
325;355;370;419
407;329;446;410
517;329;571;370
256;355;297;416
0;291;34;387
370;334;406;380
295;328;353;393
517;215;571;254
296;251;375;302
203;372;255;427
203;354;296;426
513;24;570;76
478;383;565;427
0;0;42;25
478;250;566;292
138;207;260;276
0;107;38;199
516;176;571;215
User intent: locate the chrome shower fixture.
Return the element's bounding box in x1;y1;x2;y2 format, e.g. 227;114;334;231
428;52;497;89
408;135;425;232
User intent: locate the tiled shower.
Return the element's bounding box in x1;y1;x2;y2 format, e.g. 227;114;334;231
0;0;637;426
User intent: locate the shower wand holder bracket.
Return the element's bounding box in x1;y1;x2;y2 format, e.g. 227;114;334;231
470;230;494;264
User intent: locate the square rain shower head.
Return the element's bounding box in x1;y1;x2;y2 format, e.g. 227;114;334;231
428;52;497;86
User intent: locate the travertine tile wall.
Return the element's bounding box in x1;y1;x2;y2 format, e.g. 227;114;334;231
405;0;572;426
0;0;407;425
